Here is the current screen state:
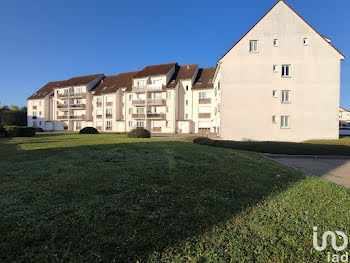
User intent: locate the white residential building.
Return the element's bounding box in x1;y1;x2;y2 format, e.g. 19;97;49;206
339;107;350;127
27;1;344;141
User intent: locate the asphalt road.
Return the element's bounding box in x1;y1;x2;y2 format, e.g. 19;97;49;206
266;155;350;189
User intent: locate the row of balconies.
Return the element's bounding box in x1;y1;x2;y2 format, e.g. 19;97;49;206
96;114;113;119
57;104;86;109
96;102;113;107
132;84;165;93
132;113;166;119
57;93;86;99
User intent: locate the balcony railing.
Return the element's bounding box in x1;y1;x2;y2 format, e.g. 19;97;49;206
57;104;86;109
198;113;211;118
199;98;211;104
57;115;68;119
97;127;102;131
132;100;146;106
76;126;81;130
147;113;165;119
32;116;37;120
147;98;166;106
106;127;112;131
96;102;102;107
106;114;113;119
33;106;37;110
106;102;113;106
132;84;164;93
132;113;146;119
153;127;162;132
57;92;86;98
96;115;103;119
57;115;85;120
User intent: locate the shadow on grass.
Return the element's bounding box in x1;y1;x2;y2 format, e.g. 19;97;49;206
0;139;311;262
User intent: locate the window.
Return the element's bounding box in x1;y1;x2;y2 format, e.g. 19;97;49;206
199;91;207;99
137;108;144;114
33;121;37;127
137;80;145;87
218;81;220;90
39;111;42;116
39;121;42;126
186;100;188;106
273;65;278;72
39;101;42;106
106;96;113;102
281;65;291;77
106;121;112;128
129;94;132;101
106;108;112;115
128;108;133;114
273;90;278;98
281;116;291;129
97;97;102;103
185;113;188;120
96;110;103;115
303;38;309;46
96;121;103;128
166;106;169;113
281;90;291;103
273;39;279;47
186;85;189;91
199;106;211;113
166;120;169;127
136;121;144;128
166;92;171;99
128;121;133;127
76;87;82;94
272;116;276;123
249;40;259;53
76;121;81;128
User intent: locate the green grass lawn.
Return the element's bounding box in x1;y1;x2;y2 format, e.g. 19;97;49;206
191;136;350;156
1;133;350;262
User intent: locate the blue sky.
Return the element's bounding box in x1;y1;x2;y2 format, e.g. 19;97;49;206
0;0;348;108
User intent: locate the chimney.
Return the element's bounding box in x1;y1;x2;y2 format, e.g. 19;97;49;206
187;65;190;69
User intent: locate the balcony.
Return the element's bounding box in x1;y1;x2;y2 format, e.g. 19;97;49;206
57;115;86;120
106;127;112;131
97;127;102;131
132;114;145;119
132;84;165;93
198;113;211;118
96;102;102;107
33;106;37;110
147;98;166;106
32;116;37;120
57;104;68;109
57;92;86;99
147;113;165;119
132;100;146;106
70;104;86;109
57;115;68;120
106;102;113;106
76;126;81;130
199;98;211;104
96;115;103;119
106;114;113;119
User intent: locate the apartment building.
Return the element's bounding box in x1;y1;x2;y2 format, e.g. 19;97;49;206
27;0;344;141
340;107;350;126
213;0;344;142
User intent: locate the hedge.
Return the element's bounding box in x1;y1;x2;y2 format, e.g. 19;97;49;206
79;127;99;134
0;125;9;138
5;126;36;137
1;111;27;126
127;128;151;138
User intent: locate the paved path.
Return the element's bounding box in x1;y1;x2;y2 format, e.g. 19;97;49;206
266;155;350;189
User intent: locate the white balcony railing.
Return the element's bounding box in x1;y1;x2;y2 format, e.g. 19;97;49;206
132;84;164;92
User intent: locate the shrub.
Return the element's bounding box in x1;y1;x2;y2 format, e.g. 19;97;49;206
35;127;44;132
0;125;9;138
1;111;27;126
79;127;99;134
127;128;151;138
5;126;36;137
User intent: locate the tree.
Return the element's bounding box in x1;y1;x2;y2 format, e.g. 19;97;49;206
10;105;19;111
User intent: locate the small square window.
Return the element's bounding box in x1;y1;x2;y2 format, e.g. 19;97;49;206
185;113;188;120
281;90;291;103
273;39;279;47
273;65;278;72
186;85;189;91
272;116;276;123
186;100;188;106
249;40;259;53
303;38;309;46
272;90;278;98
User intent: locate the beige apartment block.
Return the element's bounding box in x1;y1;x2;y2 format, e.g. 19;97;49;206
27;0;344;141
214;0;344;142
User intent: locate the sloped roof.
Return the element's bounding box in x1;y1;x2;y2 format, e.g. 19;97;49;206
28;80;66;100
192;67;216;90
134;63;177;78
218;0;345;61
167;64;198;89
58;74;103;88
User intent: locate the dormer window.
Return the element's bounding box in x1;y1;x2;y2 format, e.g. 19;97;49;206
273;39;279;47
249;40;259;53
303;38;309;46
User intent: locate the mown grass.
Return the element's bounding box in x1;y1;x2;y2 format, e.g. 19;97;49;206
191;137;350;156
1;133;350;262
